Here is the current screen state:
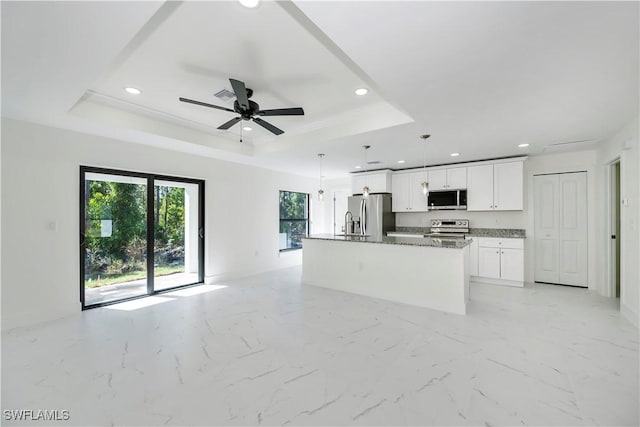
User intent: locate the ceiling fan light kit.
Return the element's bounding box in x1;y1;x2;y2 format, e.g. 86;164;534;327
179;78;304;136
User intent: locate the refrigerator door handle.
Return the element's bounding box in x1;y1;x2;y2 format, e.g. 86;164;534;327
361;199;367;235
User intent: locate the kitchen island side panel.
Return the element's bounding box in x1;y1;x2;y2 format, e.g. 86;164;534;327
301;239;468;315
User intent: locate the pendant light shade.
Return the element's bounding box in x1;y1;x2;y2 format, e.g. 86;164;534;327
362;145;371;198
317;153;325;201
420;134;430;199
421;181;429;196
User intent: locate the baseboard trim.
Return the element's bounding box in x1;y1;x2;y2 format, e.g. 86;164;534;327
621;303;639;329
471;276;524;288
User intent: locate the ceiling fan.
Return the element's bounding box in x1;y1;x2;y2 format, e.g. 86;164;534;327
179;78;304;136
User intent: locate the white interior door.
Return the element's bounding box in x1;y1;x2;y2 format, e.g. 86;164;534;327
534;172;587;287
534;174;560;283
558;172;587;286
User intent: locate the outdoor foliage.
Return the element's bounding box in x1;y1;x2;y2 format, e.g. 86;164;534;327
85;181;185;286
279;191;309;249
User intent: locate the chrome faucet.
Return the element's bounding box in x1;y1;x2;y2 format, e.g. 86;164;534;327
344;211;353;235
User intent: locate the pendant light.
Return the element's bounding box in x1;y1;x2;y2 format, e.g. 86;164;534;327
420;134;430;197
362;145;371;198
317;153;325;201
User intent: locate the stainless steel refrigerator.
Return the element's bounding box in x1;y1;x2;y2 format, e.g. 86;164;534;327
347;194;395;239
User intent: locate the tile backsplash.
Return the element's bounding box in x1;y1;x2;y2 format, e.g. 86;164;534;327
396;210;526;229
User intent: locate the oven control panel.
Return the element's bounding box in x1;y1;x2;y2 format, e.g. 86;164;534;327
430;219;469;228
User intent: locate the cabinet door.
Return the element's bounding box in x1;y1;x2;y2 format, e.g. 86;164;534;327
493;161;523;210
428;169;447;190
447;167;467;189
466;237;479;276
352;175;368;195
391;174;410;212
409;172;429;212
500;248;524;281
467;164;494;211
478;247;501;279
368;173;389;193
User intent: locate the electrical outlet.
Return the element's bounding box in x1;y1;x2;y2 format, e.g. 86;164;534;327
46;221;57;231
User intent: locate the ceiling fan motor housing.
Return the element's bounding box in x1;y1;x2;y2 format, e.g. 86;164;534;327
235;99;260;120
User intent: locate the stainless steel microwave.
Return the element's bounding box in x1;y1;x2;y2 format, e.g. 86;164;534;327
427;189;467;210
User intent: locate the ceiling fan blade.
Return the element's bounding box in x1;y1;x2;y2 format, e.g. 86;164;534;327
217;117;242;130
252;117;284;135
258;107;305;116
229;78;250;110
179;97;235;113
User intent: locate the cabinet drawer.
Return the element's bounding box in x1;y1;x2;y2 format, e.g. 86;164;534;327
477;237;524;249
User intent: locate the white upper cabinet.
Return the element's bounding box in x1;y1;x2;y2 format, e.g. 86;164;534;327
493;162;523;210
428;170;447;190
391;173;410;211
447;167;467;189
428;167;467;190
391;172;428;212
409;172;428;211
351;171;391;195
467;161;523;211
467;164;495;211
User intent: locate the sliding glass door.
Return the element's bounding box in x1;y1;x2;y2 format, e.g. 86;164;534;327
80;167;204;309
153;180;201;291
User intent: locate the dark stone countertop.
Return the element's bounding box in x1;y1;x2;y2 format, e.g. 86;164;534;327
303;234;471;249
391;227;526;239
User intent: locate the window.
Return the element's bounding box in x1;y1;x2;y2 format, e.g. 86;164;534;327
279;191;309;251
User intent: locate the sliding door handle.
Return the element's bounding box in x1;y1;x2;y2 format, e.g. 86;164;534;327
199;227;204;239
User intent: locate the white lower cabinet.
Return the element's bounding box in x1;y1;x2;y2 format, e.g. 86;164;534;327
473;237;524;286
500;248;525;282
478;247;501;278
465;236;479;276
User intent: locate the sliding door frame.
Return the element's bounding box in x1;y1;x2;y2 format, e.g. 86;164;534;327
80;166;205;310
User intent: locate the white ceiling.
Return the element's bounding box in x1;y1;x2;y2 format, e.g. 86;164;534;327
2;1;638;179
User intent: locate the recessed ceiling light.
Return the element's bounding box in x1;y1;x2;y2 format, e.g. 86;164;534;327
238;0;260;8
124;87;141;95
397;160;405;164
518;143;530;148
355;88;368;96
243;126;252;131
450;152;460;157
355;165;362;169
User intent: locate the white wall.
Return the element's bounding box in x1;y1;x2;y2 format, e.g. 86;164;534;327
1;118;322;330
397;210;525;229
597;117;639;327
318;177;351;234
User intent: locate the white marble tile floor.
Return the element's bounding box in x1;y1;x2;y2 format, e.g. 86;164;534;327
2;266;638;426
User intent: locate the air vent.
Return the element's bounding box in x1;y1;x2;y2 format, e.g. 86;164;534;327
543;138;598;153
214;89;236;102
367;160;381;165
548;138;596;146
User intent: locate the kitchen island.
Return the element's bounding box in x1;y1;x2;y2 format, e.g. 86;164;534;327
301;235;471;315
